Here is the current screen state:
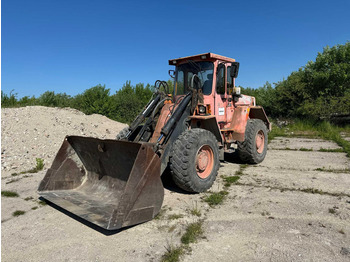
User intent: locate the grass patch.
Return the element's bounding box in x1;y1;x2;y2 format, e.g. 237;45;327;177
301;188;325;195
188;202;201;217
27;158;45;173
240;164;249;169
161;221;204;261
275;147;298;151
299;147;313;151
161;244;186;262
31;206;38;210
155;207;167;220
12;210;26;217
203;191;228;207
269;120;350;157
314;167;350;173
38;200;47;206
180;221;204;245
9;158;45;176
319;147;345;153
24;197;34;201
168;214;184;220
190;208;201;217
235;182;350;198
223;175;240;187
1;191;19;197
6;178;20;184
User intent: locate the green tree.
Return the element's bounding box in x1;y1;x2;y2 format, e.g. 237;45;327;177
1;90;18;107
72;84;113;116
111;81;153;123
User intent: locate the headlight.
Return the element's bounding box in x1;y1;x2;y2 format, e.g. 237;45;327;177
198;105;206;114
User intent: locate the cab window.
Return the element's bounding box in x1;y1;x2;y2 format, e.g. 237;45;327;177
227;66;232;94
216;64;225;94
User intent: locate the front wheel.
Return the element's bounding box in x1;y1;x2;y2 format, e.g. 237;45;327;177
237;119;268;164
170;129;220;193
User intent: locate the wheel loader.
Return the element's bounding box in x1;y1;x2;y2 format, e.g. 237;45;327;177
38;53;271;230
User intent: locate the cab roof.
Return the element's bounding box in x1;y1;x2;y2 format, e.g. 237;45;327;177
169;53;235;65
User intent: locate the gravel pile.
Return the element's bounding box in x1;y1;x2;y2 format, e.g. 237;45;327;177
1;106;127;175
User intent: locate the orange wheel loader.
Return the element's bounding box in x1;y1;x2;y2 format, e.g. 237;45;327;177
38;53;271;230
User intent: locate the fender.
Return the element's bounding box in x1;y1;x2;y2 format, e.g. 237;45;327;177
189;115;223;144
249;106;271;131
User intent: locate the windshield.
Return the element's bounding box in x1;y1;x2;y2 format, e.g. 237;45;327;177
175;61;214;95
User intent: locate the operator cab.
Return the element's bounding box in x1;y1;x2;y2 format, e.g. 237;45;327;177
169;53;243;127
173;61;214;95
169;53;239;97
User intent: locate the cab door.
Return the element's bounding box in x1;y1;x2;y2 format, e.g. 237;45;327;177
215;63;227;125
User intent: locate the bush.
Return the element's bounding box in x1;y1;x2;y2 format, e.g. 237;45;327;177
72;84;114;117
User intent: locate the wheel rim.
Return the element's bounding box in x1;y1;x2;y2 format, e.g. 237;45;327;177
196;145;214;179
256;130;265;154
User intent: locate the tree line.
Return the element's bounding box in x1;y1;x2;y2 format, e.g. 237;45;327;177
2;42;349;123
242;42;350;119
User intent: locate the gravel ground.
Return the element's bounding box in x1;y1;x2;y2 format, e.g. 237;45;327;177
1;106;350;262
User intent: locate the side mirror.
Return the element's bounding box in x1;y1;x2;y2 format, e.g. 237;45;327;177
168;70;175;79
230;62;240;78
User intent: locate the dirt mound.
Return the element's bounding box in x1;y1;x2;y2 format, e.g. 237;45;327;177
1;106;127;175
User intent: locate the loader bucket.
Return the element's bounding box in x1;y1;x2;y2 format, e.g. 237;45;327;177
38;136;164;230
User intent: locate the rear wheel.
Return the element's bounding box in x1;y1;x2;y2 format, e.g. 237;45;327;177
170;129;219;193
237;119;268;164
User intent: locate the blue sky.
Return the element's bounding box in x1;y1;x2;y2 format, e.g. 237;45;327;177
2;0;350;98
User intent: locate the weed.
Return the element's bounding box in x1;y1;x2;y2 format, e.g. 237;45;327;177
31;206;38;210
301;188;324;195
24;197;34;201
168;214;184;220
27;158;45;173
275;147;298;151
168;225;177;233
38;200;47;206
203;191;228;207
235;169;244;176
155;207;167;220
1;191;19;197
299;147;313;151
161;244;185;262
12;210;26;217
6;178;20;184
235;183;350;198
328;208;336;214
187;202;201;217
181;221;204;245
314;167;350;173
12;158;45;176
190;208;201;217
240;164;249;169
223;175;240;187
319;148;345;153
35;158;44;171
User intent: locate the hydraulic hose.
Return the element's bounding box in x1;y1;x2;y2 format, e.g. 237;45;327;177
160;92;192;137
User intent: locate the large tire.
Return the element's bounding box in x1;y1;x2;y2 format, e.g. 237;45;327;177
170;128;220;193
237;119;268;164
